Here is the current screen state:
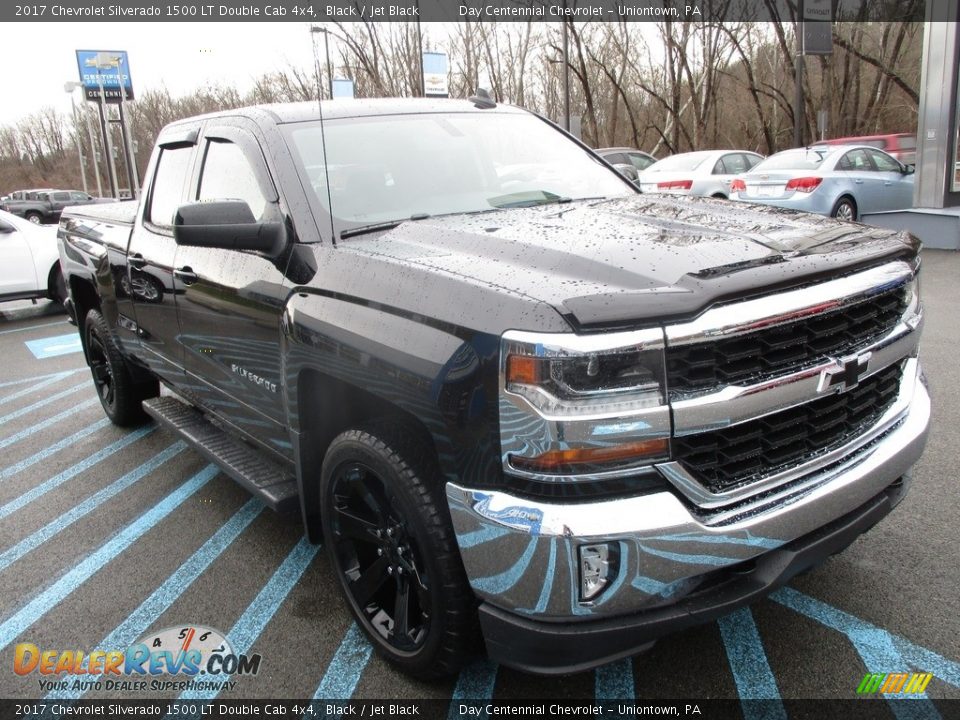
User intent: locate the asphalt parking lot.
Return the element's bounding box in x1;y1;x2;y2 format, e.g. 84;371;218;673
0;252;958;716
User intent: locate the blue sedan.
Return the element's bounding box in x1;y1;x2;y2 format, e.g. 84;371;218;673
729;144;915;221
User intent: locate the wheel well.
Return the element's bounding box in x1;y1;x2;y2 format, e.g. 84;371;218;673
295;368;441;542
711;192;727;199
46;263;60;297
69;276;101;330
836;194;857;211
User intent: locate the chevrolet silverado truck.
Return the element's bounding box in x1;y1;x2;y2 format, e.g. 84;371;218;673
57;99;929;678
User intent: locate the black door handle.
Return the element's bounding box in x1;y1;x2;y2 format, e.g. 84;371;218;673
128;253;146;269
174;266;199;285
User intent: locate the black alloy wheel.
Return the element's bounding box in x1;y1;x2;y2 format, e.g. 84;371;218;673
320;427;476;678
329;462;431;653
84;309;157;426
87;323;116;407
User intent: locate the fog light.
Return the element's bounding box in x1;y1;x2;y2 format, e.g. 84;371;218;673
579;543;618;601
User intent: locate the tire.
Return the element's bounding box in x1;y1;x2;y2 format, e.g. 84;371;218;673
25;212;42;224
47;263;66;306
831;196;857;222
84;309;158;426
320;426;477;679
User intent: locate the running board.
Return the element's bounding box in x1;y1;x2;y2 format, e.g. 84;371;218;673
143;396;299;513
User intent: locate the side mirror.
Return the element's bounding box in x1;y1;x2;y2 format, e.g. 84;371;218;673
612;163;639;183
174;200;284;256
902;164;915;175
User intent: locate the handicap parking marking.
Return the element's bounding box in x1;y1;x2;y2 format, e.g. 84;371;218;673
24;333;83;359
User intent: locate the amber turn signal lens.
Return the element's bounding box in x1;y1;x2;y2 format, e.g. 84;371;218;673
511;438;668;472
506;355;541;385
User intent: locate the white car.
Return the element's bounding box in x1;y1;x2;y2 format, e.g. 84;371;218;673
638;149;764;198
0;209;65;305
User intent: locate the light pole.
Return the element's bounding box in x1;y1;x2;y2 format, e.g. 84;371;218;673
63;81;88;194
310;26;334;99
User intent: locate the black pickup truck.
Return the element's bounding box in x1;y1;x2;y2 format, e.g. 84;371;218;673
58;99;929;678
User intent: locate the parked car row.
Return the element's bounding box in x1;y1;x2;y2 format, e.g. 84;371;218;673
0;188;110;224
598;134;916;221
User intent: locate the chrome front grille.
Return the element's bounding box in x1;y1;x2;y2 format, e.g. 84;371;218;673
666;284;908;396
672;362;904;494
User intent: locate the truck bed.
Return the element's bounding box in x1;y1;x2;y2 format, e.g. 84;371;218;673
62;199;138;226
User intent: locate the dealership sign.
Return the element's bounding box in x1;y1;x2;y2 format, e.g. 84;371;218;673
423;51;448;98
76;50;134;102
802;0;833;55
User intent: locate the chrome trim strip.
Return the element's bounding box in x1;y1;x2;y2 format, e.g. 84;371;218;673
664;261;914;346
658;358;920;511
503;327;665;355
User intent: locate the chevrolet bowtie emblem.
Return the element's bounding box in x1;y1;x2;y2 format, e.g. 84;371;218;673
819;353;871;393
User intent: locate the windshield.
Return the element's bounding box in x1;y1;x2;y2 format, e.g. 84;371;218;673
285;112;633;236
753;148;828;171
644;152;714;173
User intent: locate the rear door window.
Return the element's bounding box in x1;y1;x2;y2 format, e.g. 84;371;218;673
837;149;873;171
720;154;750;174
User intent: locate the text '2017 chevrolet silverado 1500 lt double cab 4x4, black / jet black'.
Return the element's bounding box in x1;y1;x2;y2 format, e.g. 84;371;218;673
57;99;929;678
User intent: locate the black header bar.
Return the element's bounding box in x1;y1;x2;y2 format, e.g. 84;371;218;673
4;0;933;24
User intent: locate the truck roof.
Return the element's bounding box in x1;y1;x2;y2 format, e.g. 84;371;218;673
165;98;528;128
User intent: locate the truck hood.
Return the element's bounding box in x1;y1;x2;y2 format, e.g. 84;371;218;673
339;194;919;329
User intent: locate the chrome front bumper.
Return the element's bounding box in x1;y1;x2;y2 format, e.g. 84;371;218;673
446;360;929;621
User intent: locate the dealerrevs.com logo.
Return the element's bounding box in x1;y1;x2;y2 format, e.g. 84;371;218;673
857;672;934;695
13;625;261;693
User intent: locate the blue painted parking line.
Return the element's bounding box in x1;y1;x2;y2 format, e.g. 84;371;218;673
178;536;321;700
0;417;110;481
0;427;160;522
0;371;77;406
0;367;84;389
0;381;89;427
449;659;499;720
0;397;98;451
45;498;265;701
309;624;373;704
24;332;83;359
717;608;787;720
772;588;949;719
0;464;217;650
0;440;181;572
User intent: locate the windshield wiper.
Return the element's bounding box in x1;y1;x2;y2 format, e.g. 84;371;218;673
488;191;572;209
339;213;430;240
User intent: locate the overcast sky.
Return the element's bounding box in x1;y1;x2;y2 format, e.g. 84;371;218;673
4;23;338;126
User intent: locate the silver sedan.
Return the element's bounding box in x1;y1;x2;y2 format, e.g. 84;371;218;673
637;150;764;198
729;144;915;221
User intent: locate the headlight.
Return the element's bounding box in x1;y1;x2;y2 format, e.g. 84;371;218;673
502;329;665;418
499;329;670;478
903;274;921;331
